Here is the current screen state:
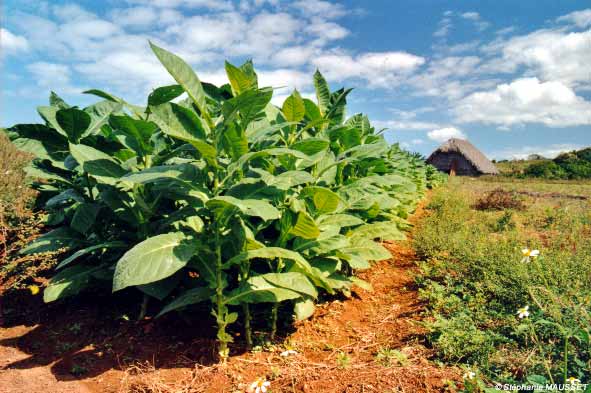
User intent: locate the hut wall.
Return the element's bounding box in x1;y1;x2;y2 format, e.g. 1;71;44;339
427;152;479;176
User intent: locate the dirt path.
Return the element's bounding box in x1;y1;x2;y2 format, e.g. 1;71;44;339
0;200;461;393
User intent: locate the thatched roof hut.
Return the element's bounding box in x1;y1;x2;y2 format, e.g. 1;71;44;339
427;138;499;176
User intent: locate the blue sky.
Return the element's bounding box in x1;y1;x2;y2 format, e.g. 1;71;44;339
2;0;590;159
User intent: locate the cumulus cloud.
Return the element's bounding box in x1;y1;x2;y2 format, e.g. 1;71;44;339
1;28;30;55
453;78;591;127
427;127;466;142
313;51;425;87
482;28;591;90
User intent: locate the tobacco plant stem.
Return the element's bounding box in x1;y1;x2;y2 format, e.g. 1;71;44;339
138;294;149;320
214;227;228;361
243;303;253;349
270;304;279;341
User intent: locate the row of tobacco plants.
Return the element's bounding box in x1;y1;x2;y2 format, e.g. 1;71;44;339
7;42;444;359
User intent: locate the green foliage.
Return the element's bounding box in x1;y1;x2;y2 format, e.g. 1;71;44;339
415;180;591;383
7;43;440;359
522;148;591;179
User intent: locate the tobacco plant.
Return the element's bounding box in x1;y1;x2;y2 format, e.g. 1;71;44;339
8;42;442;359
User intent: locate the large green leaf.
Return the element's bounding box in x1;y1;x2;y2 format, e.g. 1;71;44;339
150;102;207;141
56;108;91;143
113;232;197;292
69;143;127;180
108;115;156;156
282;90;305;123
71;203;100;234
222;88;273;127
49;91;70;109
157;287;212;317
56;241;127;270
313;70;330;117
207;196;280;221
44;264;103;302
84;100;122;136
148;84;185;106
289;211;320;239
20;227;82;254
225;61;256;96
220;122;248;160
301;186;341;214
225;272;316;305
291;138;329;156
149;42;210;123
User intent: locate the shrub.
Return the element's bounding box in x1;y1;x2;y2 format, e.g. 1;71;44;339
7;42;439;359
473;188;526;211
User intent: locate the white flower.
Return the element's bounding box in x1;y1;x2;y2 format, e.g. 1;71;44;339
521;248;540;262
463;371;476;380
280;349;298;357
517;305;530;319
566;377;581;385
250;377;271;393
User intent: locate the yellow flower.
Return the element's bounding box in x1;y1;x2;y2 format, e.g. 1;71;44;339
28;285;40;295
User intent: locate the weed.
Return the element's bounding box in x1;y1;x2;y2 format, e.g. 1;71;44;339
336;351;351;368
376;347;408;367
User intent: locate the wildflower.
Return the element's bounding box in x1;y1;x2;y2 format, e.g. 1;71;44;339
249;377;271;393
463;371;476;380
521;248;540;263
28;285;40;295
517;305;530;319
566;377;581;385
280;349;298;357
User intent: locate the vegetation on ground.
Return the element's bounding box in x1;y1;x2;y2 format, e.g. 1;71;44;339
496;147;591;180
414;177;591;387
3;42;445;360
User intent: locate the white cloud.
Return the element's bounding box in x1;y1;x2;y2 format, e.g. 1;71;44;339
109;7;159;29
482;28;591;90
434;16;452;37
454;77;591;127
26;62;82;94
460;12;480;21
427;127;466;142
373;119;441;131
491;143;585;160
291;0;347;19
557;9;591;28
313;51;425;87
1;28;30;55
127;0;233;10
460;11;490;31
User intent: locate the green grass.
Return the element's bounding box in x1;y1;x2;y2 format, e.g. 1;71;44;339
414;176;591;385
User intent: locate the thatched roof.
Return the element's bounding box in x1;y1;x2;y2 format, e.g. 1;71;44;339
427;138;499;174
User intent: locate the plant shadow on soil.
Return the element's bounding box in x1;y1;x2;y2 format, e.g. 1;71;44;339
0;284;350;383
1;288;241;381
